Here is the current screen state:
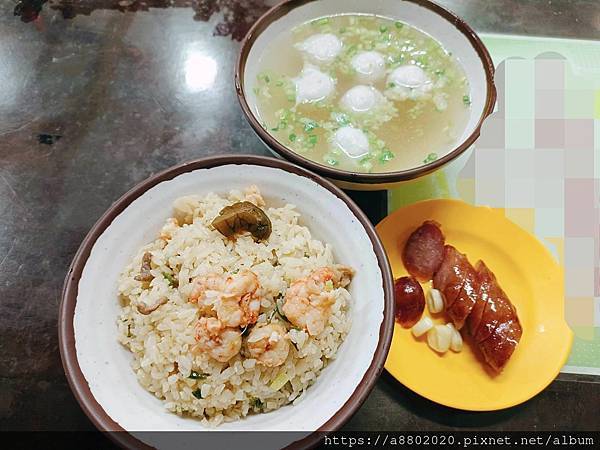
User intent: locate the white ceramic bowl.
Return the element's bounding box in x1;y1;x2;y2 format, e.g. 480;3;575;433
59;155;394;449
236;0;496;190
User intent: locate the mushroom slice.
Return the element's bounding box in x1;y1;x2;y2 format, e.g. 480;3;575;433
211;201;272;241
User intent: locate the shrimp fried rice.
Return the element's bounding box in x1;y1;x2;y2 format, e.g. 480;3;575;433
117;186;353;426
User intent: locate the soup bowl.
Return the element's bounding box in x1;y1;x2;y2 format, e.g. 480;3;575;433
236;0;496;191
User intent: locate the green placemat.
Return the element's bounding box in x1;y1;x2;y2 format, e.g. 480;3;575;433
388;34;600;376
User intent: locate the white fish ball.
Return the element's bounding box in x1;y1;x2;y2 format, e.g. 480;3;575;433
296;33;343;64
386;64;433;100
351;51;386;83
294;65;335;104
340;85;383;113
332;126;370;158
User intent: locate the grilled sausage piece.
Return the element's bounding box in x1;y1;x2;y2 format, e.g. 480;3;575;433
472;261;522;372
432;245;478;330
402;220;445;282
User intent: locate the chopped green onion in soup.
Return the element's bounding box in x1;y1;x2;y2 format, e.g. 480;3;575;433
254;13;471;173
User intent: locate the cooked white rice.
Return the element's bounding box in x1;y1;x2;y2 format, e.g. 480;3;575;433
117;187;351;426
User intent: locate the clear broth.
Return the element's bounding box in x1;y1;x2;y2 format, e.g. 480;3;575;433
253;14;471;173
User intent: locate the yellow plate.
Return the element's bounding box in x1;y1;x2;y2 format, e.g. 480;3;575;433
377;199;573;411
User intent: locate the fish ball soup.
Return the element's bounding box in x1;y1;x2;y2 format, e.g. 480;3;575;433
252;14;471;173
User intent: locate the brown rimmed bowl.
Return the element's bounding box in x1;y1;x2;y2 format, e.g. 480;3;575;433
236;0;496;191
59;155;394;449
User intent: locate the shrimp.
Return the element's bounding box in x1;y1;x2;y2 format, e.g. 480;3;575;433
282;265;354;336
189;270;261;327
246;322;290;367
216;270;261;327
188;273;224;315
194;317;242;363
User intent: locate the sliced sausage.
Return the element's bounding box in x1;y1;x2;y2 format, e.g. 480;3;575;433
394;276;425;328
402;221;445;282
473;261;522;371
433;245;478;329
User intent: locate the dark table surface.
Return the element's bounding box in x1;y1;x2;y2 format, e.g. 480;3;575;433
1;0;599;438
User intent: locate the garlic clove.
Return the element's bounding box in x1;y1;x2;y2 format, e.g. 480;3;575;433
427;288;445;314
411;316;434;337
427;324;452;353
